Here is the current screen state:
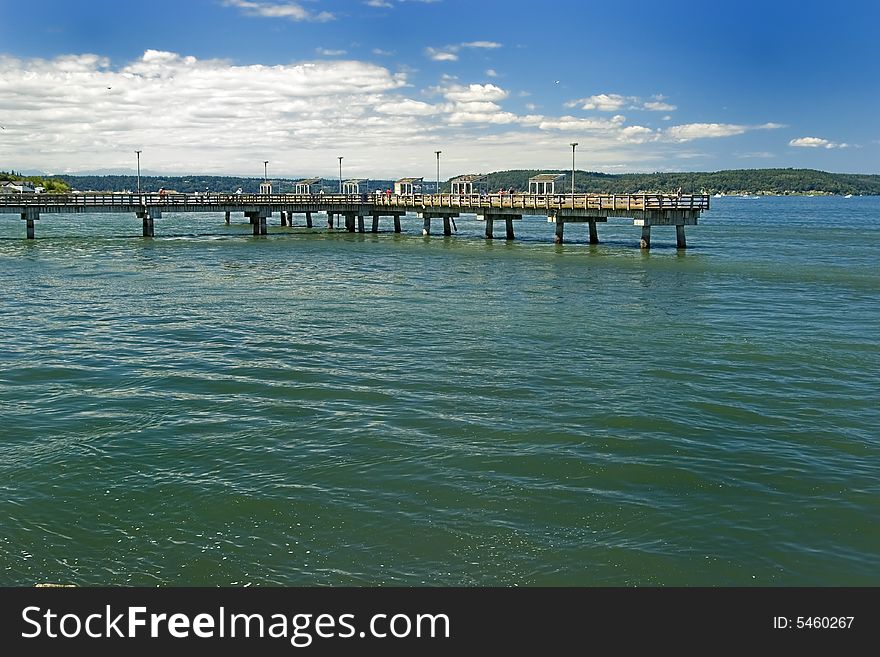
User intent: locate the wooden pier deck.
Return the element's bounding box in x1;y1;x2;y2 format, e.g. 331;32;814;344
0;192;709;248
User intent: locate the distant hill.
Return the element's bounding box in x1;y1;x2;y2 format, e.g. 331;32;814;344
480;168;880;196
51;168;880;196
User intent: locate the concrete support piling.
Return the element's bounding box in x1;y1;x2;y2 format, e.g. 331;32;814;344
505;218;515;240
280;212;288;227
136;209;159;237
640;225;651;249
245;211;268;236
485;218;494;239
225;211;231;224
676;224;687;249
422;217;431;236
554;220;564;244
305;212;313;228
443;217;452;236
589;220;599;244
393;215;401;233
372;216;379;233
357;215;365;233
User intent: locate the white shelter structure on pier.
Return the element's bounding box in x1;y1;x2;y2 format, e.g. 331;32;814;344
342;179;368;195
450;174;488;195
295;178;321;195
528;173;565;194
394;177;423;195
259;181;272;194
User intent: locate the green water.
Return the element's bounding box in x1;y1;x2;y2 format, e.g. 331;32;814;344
1;197;878;585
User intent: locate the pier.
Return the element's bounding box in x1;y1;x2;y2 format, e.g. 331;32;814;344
0;192;708;248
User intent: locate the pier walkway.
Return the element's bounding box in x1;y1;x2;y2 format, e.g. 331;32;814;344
0;192;709;249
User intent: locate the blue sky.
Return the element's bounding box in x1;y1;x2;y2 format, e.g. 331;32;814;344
0;0;877;178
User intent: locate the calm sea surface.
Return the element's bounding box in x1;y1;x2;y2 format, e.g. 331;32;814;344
1;196;877;586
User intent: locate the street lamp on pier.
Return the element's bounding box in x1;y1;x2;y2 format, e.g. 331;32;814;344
435;150;442;195
135;150;142;193
263;160;269;181
338;156;343;194
570;142;578;196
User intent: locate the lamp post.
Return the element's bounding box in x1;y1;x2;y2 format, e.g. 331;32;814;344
570;142;578;196
338;156;343;194
435;150;441;195
135;150;142;193
263;160;269;181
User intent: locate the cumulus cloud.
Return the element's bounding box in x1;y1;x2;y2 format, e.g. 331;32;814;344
316;48;346;56
365;0;393;7
566;93;677;112
223;0;334;22
0;49;789;178
789;136;849;149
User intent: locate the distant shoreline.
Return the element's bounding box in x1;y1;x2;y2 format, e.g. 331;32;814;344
4;167;879;196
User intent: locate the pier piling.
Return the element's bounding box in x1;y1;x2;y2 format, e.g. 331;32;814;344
640;225;651;249
554;220;564;244
676;225;687;249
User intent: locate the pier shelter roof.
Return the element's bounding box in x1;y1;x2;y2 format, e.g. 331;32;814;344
450;174;488;195
394;177;423;195
528;173;565;194
295;177;321;194
342;179;368;194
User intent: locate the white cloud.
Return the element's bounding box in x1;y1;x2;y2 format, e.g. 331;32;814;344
443;83;507;103
0;50;792;178
316;48;346;56
372;48;394;56
425;40;502;62
461;41;502;49
642;100;676;111
537;115;626;132
365;0;393;7
566;93;677;112
223;0;334;22
569;93;628;111
664;122;782;142
375;98;440;116
619;125;657;143
426;47;458;62
485;69;499;77
789;136;849;149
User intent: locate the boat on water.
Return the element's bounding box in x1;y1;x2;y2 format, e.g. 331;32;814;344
844;194;853;198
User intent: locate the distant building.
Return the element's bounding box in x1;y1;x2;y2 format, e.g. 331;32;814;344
342;179;368;195
295;178;321;195
0;181;36;194
450;174;487;195
394;177;423;195
528;173;565;194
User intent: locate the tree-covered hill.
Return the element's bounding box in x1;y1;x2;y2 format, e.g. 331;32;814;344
45;168;880;196
480;168;880;195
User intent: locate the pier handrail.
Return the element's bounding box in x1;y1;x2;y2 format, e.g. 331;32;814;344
0;192;710;211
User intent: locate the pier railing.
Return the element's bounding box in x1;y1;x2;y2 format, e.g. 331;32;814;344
0;192;710;211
